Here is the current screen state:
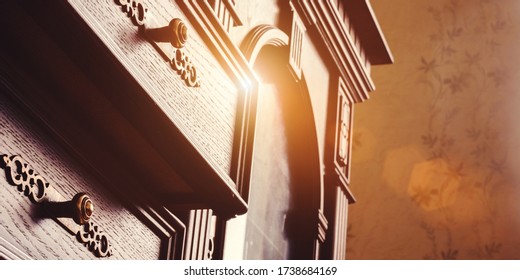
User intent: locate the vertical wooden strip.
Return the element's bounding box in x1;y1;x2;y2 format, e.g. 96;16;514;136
338;188;346;259
334;186;349;259
193;210;203;259
297;30;303;67
335;189;341;260
202;209;215;260
183;209;215;259
224;9;231;32
213;0;220;15
197;209;208;259
183;210;194;259
205;210;214;259
290;24;295;62
338;188;345;259
348;104;355;179
218;1;225;23
343;195;349;259
209;0;217;11
340;188;347;259
332;188;339;260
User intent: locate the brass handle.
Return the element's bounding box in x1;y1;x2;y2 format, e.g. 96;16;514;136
144;18;188;48
44;193;94;225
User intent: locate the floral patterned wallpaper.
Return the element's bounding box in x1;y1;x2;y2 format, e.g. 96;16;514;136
347;0;520;259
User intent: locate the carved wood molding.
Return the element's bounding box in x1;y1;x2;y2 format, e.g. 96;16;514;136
289;2;306;80
0;153;113;258
332;78;356;203
184;209;215;260
334;79;353;179
177;0;258;214
208;0;243;32
331;186;349;259
290;0;376;103
240;25;289;65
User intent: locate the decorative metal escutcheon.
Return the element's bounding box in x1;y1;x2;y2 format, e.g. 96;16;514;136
115;0;202;87
142;17;201;87
1;153;113;258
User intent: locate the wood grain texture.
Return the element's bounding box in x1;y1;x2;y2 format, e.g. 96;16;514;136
69;0;239;178
0;93;162;259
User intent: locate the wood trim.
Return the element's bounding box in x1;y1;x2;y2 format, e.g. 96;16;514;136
333;78;355;188
290;0;390;103
288;3;306;80
238;32;328;258
332;186;349;259
220;0;243;26
343;0;393;65
0;237;32;260
177;0;260;212
138;206;186;260
240;25;289;64
183;209;215;259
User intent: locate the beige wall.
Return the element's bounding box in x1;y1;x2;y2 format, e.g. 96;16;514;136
348;0;520;259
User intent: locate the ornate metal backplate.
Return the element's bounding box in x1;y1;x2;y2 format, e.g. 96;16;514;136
116;0;148;26
116;0;201;87
0;154;113;258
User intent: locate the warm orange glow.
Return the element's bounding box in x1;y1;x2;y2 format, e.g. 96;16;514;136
408;159;460;211
348;0;520;259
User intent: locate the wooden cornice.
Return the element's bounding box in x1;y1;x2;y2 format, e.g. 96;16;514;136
291;0;393;103
344;0;393;65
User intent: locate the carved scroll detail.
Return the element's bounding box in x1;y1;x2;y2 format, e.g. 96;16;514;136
77;221;113;257
0;153;113;258
116;0;148;26
171;49;201;87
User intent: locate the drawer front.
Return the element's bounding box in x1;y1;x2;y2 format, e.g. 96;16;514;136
69;0;241;179
0;92;181;259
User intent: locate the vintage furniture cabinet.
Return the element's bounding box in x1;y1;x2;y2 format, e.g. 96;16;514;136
0;0;391;259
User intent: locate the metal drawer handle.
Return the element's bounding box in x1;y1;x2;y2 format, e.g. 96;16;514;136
44;193;94;225
144;18;188;48
1;153;111;257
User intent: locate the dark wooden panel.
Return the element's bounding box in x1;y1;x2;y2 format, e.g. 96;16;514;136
0;93;164;259
69;0;239;177
3;0;247;216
